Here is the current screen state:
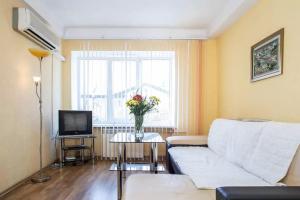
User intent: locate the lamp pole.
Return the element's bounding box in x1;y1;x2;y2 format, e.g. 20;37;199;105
38;57;44;179
29;48;51;183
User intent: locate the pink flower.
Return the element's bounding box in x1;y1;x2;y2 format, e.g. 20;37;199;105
133;94;143;102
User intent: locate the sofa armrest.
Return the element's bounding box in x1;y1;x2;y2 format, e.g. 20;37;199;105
166;136;208;148
216;186;300;200
165;136;208;174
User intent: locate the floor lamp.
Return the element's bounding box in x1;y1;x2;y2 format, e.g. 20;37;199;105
29;48;51;183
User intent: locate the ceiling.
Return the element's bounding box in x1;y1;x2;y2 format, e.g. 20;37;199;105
24;0;257;39
42;0;226;29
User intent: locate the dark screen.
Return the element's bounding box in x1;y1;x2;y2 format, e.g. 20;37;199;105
64;113;88;131
59;110;92;135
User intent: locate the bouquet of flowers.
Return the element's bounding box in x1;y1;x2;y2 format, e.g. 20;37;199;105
126;94;160;138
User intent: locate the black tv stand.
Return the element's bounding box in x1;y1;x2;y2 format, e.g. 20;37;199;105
57;135;96;167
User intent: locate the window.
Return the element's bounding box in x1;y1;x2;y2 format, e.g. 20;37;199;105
71;51;175;127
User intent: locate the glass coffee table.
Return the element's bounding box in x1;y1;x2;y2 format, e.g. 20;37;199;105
109;132;165;200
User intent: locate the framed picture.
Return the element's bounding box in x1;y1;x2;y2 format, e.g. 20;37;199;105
251;28;284;82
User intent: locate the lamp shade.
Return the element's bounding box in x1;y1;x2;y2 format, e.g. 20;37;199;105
28;48;50;59
33;76;41;83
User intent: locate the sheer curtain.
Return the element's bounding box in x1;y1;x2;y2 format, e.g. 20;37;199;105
70;40;201;159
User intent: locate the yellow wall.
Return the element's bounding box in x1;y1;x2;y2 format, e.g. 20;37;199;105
0;0;61;193
217;0;300;122
200;40;218;134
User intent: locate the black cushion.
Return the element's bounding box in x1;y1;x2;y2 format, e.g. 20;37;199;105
216;186;300;200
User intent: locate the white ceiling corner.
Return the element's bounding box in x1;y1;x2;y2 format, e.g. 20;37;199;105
208;0;258;37
24;0;257;40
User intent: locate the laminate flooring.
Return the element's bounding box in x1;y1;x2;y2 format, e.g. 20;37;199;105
2;161;120;200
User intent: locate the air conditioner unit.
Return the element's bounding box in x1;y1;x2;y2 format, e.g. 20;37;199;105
13;8;60;51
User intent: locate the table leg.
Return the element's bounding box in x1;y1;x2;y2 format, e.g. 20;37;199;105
80;138;84;162
122;143;126;178
150;143;153;171
117;143;123;200
117;170;122;200
151;143;158;173
60;138;64;168
123;143;126;163
92;137;95;164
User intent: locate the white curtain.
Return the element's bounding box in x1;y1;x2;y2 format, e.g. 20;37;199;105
69;40;201;159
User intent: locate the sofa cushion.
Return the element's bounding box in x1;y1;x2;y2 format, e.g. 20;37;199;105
225;121;268;167
244;122;300;184
169;147;272;189
208;119;237;156
123;174;215;200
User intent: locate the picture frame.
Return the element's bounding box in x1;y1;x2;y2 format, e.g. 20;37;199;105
251;28;284;82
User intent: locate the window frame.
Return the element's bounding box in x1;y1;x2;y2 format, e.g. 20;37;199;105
72;51;176;127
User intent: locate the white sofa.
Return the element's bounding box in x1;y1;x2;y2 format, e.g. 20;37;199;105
123;119;300;200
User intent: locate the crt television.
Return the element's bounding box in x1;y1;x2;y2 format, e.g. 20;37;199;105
59;110;92;136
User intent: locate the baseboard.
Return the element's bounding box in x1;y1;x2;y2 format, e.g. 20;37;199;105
0;157;98;198
0;163;52;198
0;176;31;198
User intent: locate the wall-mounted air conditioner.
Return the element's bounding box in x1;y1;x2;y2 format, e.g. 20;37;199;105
13;8;60;51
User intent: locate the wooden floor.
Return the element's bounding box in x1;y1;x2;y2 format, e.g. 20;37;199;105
2;161;118;200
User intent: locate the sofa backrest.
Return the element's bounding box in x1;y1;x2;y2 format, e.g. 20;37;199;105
243;122;300;184
208;119;268;162
207;119;237;157
224;120;268;167
208;119;300;186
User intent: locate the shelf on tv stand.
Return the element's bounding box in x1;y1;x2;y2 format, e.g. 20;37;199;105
56;135;96;167
62;145;91;150
63;156;92;164
58;134;95;139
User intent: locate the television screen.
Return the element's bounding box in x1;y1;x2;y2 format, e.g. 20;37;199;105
59;110;92;136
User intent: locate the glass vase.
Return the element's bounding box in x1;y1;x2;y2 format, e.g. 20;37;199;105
134;114;144;141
